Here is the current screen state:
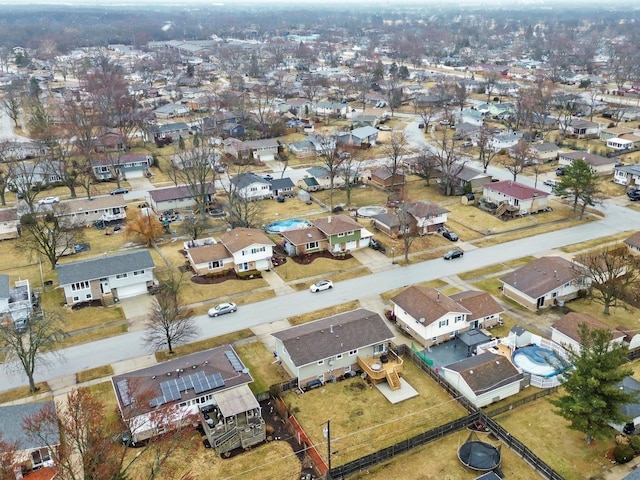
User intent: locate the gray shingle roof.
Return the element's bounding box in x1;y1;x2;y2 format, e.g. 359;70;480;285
445;352;523;395
230;172;269;189
273;309;394;367
270;177;295;190
0;401;59;449
0;274;9;299
56;250;155;285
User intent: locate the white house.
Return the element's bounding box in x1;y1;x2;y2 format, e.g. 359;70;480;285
91;153;153;180
218;227;275;273
58;195;127;227
568;119;601;138
614;164;640;186
56;250;156;305
153;103;190;118
489;131;522;152
482;180;549;215
0;275;32;330
391;286;471;347
229;172;272;200
558;151;617;175
551;312;625;353
456;108;484;127
223;138;279;162
148;184;216;212
315;101;348;117
441;352;524;408
0;208;20;240
607;137;634;150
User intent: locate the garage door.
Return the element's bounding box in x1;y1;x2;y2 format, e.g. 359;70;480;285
115;283;147;299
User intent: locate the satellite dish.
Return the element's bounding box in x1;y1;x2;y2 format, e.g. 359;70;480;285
329;360;335;366
419;317;426;324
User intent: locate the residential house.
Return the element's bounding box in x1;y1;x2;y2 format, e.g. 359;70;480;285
454;122;482;139
482;180;549;215
229;172;272;200
487;102;515;117
0;208;19;240
313;214;372;255
369;166;406;189
184;238;232;276
223;138;279;162
288;138;319;158
301;166;345;190
272;308;398;388
449;290;503;330
147;122;190;142
456;108;484;127
153;102;190;118
600;126;636;142
275;98;313;117
92;129;126;152
111;345;264;453
568;119;601;138
337;126;379;147
3;141;46;160
297;176;322;192
148;184;216;213
0;275;32;330
441;352;524;408
0;401;59;474
551;312;625;353
218;227;275;273
58;195;127;227
373;200;448;237
269;177;295;198
351;114;379;128
624;231;640;254
56;249;156;305
316;101;348;117
391;286;471;347
489;131;522;152
607;137;635;150
558;151;617;175
280;227;328;256
91;153;153;180
8;160;64;192
614;164;640;186
500;256;589;311
612;377;640;433
529;142;562;163
435;164;492;194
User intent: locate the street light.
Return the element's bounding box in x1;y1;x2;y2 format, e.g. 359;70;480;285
391;247;396;265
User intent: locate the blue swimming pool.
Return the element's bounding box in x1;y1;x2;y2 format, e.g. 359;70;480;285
265;219;312;234
511;346;568;378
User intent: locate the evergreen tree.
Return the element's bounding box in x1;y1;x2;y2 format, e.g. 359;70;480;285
551;324;634;444
554;158;602;219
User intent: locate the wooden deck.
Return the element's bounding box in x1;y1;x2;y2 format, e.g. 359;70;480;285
357;351;404;390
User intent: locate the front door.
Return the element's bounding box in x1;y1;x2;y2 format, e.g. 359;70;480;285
100;278;110;294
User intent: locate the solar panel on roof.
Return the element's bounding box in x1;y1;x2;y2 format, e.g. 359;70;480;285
191;371;209;394
225;350;244;372
208;372;225;389
117;379;131;406
151;397;164;408
160;380;181;402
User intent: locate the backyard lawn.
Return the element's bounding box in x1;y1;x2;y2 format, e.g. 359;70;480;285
497;394;616;480
234;341;291;394
282;360;468;467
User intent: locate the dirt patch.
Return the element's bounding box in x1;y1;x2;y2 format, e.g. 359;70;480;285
292;251;353;265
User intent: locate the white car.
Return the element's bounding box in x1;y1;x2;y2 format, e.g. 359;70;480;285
208;302;237;317
377;125;392;131
38;196;59;205
310;280;333;293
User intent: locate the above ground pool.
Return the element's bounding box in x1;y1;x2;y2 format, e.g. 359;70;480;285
264;219;312;234
357;205;387;218
511;345;566;378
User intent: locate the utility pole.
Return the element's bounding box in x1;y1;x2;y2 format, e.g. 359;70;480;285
322;419;332;473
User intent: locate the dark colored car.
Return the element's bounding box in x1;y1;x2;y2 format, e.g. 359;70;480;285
444;249;464;260
556;167;565;176
110;187;129;195
369;238;387;253
628;189;640;201
442;231;459;242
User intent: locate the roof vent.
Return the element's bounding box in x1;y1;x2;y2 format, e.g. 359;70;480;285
166;372;171;376
469;370;474;374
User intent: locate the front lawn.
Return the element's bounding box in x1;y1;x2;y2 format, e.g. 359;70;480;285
274;254;363;282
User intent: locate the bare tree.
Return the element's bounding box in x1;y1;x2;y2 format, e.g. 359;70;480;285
316;133;345;211
143;272;198;354
18;203;83;268
575;247;640;315
503;138;529;181
476;126;498;173
338;152;362;206
0;432;19;480
1;85;23;128
170;144;218;218
383;76;402;117
0;309;65;393
413;145;436;185
483;70;501;102
430;129;464;196
180;215;211;241
396;203;419;263
223;167;264;228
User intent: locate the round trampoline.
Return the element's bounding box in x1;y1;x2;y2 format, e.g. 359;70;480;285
356;205;387;218
457;433;501;472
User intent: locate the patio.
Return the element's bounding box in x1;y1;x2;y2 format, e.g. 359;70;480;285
421;330;494;370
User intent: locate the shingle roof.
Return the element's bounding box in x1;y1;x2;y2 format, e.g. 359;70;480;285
313;214;361;236
188;243;230;265
552;312;625;343
230;172;269;189
0;274;9;299
60;194;127;214
404;200;449;219
391;286;470;325
449;291;503;322
625;231;640;249
149;183;215;203
500;256;580;299
219;227;274;253
444;352;523;395
617;376;640;420
0;208;18;222
280;227;325;245
272;309;394;367
559;151;613;166
483;180;548;200
270;177;295;190
56;250;155;285
0;401;59;449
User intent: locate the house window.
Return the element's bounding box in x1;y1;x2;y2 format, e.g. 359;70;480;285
347;231;354;235
85;293;92;299
336;353;343;360
438;319;449;328
337;232;345;237
71;281;90;291
116;273;128;279
133;270;144;276
31;448;51;467
251;246;266;254
238;262;249;271
307;241;319;249
208;260;222;270
73;296;79;302
348;349;358;356
455;315;463;323
317;359;324;365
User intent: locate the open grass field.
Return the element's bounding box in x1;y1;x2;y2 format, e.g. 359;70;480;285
561;297;640;332
347;429;540;480
275;254;363;283
282;360;468;467
496;394;615;480
312;183;389;209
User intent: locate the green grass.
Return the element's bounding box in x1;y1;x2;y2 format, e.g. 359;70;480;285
76;365;115;384
155;329;254;362
234;341;291;394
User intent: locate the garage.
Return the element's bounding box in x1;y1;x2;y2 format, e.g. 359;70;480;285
114;283;148;299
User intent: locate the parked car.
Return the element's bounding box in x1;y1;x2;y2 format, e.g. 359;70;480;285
369;238;387;253
556;167;565;176
443;249;464;260
310;280;333;293
110;187;129;195
627;189;640;201
442;231;459;242
208;302;237;317
263;174;273;181
544;179;559;188
439;119;451;125
377;125;392;131
38;196;59;204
